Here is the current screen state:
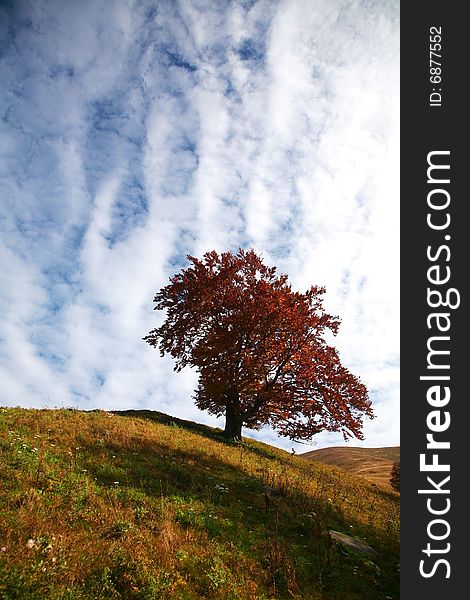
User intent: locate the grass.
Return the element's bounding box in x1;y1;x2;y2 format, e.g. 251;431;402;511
0;407;399;599
301;446;400;490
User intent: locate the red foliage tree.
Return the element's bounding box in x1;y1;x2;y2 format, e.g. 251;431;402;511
144;249;373;441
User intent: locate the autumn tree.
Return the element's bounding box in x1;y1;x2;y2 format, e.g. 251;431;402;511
390;461;400;492
144;248;373;442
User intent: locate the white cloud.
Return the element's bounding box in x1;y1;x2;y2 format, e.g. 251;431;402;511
0;0;399;452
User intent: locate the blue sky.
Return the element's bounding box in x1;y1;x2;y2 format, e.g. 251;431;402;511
0;0;399;452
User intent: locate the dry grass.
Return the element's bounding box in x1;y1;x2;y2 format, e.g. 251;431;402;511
302;446;400;490
0;407;399;599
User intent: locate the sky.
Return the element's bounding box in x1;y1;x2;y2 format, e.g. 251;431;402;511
0;0;399;452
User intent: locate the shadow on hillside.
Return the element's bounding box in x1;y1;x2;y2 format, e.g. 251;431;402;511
77;422;316;555
112;409;227;443
111;410;398;504
112;409;283;462
87;410;399;539
84;412;346;527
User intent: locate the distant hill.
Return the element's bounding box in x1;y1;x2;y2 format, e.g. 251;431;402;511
302;446;400;490
0;408;399;599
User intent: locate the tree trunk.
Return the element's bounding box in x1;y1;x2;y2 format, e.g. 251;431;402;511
224;404;243;441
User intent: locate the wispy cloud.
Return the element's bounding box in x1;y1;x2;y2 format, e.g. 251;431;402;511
0;0;399;451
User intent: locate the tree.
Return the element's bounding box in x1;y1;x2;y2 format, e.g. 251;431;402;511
144;248;373;442
390;461;400;492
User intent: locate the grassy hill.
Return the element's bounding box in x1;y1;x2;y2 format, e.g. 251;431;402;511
302;446;400;490
0;408;399;599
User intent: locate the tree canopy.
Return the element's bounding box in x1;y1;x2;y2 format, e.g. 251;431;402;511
144;248;373;441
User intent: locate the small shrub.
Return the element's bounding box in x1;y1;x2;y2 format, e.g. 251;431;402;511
390;461;400;492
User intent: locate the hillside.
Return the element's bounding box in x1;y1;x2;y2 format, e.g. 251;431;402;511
302;446;400;490
0;408;399;599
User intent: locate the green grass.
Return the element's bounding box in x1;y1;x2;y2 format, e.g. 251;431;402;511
0;407;399;599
